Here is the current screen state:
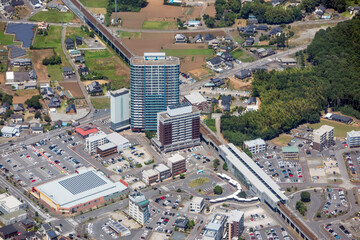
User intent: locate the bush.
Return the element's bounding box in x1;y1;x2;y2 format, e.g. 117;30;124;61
301;191;311;202
214;185;223;195
42;55;62;65
296;201;307;216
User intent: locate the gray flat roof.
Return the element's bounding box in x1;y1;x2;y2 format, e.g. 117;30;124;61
106;133;129;145
35;167;127;208
220;144;288;205
98;142;117;151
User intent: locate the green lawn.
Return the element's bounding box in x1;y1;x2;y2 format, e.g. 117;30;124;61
142;21;177;30
163;49;213;56
341;11;352;17
271;134;293;146
119;31;140;39
230;48;255;62
79;0;108;8
47;65;64;81
29;9;74;23
0;30;15;46
307;119;360;138
90;97;110;109
84;49;128;89
230;49;245;59
205;118;216;133
188;177;210;188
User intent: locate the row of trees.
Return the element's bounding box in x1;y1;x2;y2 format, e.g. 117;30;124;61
221;17;360;145
107;0;146;13
42;55;62;65
301;0;346;13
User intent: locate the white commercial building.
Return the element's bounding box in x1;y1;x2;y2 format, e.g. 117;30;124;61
129;192;150;225
85;132;108;153
184;92;208;110
110;88;130;131
243;138;266;154
347;130;360;148
203;214;228;240
142;169;159;185
219;144;288;209
106;132;130;151
190;197;204;213
0;193;26;214
154;163;171;180
1;126;19;137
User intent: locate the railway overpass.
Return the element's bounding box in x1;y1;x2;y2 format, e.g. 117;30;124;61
63;0;133;64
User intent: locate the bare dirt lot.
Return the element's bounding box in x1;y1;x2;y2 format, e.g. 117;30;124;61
31;49;54;82
59;82;84;98
122;32;174;54
229;76;252;90
181;56;208;72
13;89;39;104
88;7;107;15
115;0;202;29
81;80;109;87
203;3;216;17
15;6;30;19
188;68;212;80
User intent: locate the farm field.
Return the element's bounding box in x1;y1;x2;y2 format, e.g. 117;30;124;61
59;82;84;98
84;49;129;89
307;119;360;138
79;0;108;8
31;49;54;82
13;89;39;105
163;49;213;56
29;9;75;23
0;23;15;46
90;97;110;109
118;31;141;39
142;21;177;30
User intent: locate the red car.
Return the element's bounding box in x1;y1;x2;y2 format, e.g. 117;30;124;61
160;196;165;200
31;179;36;182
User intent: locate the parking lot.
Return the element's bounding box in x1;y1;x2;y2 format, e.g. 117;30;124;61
322;188;348;216
248;226;292;240
323;223;355;240
1;133;91;188
252;151;303;183
344;152;360;181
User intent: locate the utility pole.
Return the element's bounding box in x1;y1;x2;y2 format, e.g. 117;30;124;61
115;0;117;24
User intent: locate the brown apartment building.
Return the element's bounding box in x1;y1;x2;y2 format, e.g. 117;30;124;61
312;125;334;151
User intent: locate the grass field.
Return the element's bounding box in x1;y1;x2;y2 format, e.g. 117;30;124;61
90;97;110;109
29;9;75;23
142;21;177;30
0;23;15;46
189;177;210;188
307;119;360;138
119;31;141;39
84;49;128;88
65;27;89;46
79;0;108;8
205;118;216;133
33;26;71;81
163;49;213;56
230;48;255;62
271;134;293;146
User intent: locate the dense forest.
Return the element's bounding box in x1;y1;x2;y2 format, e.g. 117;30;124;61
221;17;360;146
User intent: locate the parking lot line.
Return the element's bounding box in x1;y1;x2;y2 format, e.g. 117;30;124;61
31;146;68;175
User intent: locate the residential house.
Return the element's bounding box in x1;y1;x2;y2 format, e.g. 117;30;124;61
224;36;232;42
11;114;23;123
31;124;43;134
208;39;220;48
239;25;256;36
271;0;285;6
244;37;254;46
248;15;258;25
235;69;252;79
48;97;60;108
256;48;275;58
28;107;35;113
13;104;24;112
224;61;233;68
174;34;186;43
194;34;202;43
315;6;326;15
1;126;19;137
256;25;268;31
222;95;231;112
74;56;85;63
280;57;297;67
0;224;18;239
10;0;23;7
24;82;37;89
221;52;233;62
211;78;225;87
10;58;31;66
59;91;66;98
268;26;282;38
65;38;74;49
37;22;49;31
30;0;41;8
62;67;73;76
79;67;90;76
66;104;76;114
204;34;215;42
69;50;81;57
75;36;82;45
174;218;189;232
2;102;10;110
29;69;37;80
47;0;68;11
41;87;55;97
4;6;15;14
206;57;223;69
0;107;6;115
246;96;259;111
87;81;103;95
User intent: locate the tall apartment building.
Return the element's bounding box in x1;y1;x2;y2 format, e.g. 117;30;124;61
226;210;244;240
347;130;360;148
203;214;228;240
243;138;266;154
312;125;334;151
85;132;108;153
167;154;186;176
128;192;150;225
110;88;130;131
130;52;180;131
152;102;200;153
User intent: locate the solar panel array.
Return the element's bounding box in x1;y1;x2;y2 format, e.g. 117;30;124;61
6;23;36;48
59;171;107;195
7;45;26;58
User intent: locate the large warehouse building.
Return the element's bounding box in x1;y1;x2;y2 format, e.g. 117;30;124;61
32;167;128;214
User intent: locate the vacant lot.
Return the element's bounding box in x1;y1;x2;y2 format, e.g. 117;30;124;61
13;89;39;104
88;7;107;15
189;177;210;188
84;49;129;89
29;9;75;23
0;23;15;46
15;6;30;19
307;119;360;138
230;48;255;62
163;48;213;56
90;97;110;109
79;0;108;8
119;31;141;40
188;68;213;80
59;82;84;98
228;76;252;90
31;49;54;82
142;21;177;30
203;3;216;17
271;134;293;146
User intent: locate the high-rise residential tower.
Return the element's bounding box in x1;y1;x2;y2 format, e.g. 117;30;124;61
110;88;130;131
130;52;180;132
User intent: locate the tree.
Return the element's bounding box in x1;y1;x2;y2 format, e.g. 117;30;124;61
145;130;155;140
187;219;195;229
296;201;307;215
179;173;185;179
34;111;42;119
213;159;220;169
67;130;72;135
214;185;223;195
44;115;51;123
301;191;311;202
25;95;42;109
222;162;228;171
